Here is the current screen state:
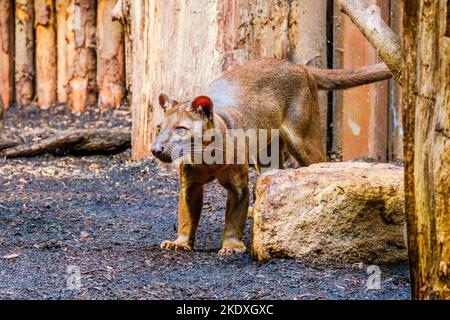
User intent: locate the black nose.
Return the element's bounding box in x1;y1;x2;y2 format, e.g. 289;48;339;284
151;145;164;158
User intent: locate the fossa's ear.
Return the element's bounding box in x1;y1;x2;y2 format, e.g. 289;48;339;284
190;96;214;120
158;93;179;111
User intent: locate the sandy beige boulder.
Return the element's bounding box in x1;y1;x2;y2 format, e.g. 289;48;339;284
252;162;407;264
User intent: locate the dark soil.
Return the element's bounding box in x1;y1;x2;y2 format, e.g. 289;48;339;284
0;105;411;300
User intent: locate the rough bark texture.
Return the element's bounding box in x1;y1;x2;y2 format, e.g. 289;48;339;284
252;162;407;264
66;0;97;112
15;0;35;106
337;0;402;83
0;0;14;109
35;0;57;109
129;0;328;160
97;0;125;109
0;131;23;150
402;0;450;300
1;129;131;158
56;0;69;103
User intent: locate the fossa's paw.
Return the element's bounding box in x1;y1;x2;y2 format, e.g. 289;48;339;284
160;239;192;252
218;241;247;256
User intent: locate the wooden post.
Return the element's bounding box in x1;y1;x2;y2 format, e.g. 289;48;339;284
0;0;14;109
56;0;69;104
129;0;329;160
402;0;450;300
15;0;35;106
97;0;125;110
66;0;97;112
35;0;57;109
341;0;390;161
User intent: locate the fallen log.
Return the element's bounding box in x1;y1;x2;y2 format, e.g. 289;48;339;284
1;129;131;158
0;132;23;150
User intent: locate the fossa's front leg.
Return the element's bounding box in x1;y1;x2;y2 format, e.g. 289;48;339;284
161;182;203;252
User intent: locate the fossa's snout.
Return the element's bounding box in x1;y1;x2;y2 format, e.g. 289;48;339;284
151;143;173;163
151;143;164;158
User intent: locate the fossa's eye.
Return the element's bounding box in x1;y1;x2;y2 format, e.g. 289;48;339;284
155;125;161;135
176;127;188;137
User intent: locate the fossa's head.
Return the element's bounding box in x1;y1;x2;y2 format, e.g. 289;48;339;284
151;93;215;163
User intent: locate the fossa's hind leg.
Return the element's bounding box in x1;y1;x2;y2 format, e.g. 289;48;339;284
281;123;326;166
281;72;326;166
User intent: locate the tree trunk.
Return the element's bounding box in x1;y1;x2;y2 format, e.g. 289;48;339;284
129;0;328;160
35;0;57;109
66;0;97;112
402;0;450;300
0;0;14;109
337;0;449;300
15;0;34;106
97;0;125;110
56;0;69;104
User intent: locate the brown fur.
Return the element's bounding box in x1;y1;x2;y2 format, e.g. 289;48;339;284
152;59;392;256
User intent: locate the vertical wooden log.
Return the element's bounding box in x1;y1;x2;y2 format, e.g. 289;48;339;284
56;0;68;103
112;0;132;103
15;0;35;106
129;0;149;160
130;0;329;160
341;0;389;161
402;0;450;300
0;0;14;109
66;0;97;112
97;0;125;109
35;0;57;109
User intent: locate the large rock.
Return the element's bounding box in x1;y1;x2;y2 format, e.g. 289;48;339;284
252;162;407;264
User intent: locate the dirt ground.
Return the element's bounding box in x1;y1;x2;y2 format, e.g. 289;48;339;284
0;105;411;300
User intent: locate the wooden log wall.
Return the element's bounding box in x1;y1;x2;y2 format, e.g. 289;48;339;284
35;0;56;109
97;0;125;110
0;0;126;111
15;0;34;105
56;0;68;104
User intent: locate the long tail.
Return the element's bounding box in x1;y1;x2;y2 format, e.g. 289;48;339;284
308;63;392;90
